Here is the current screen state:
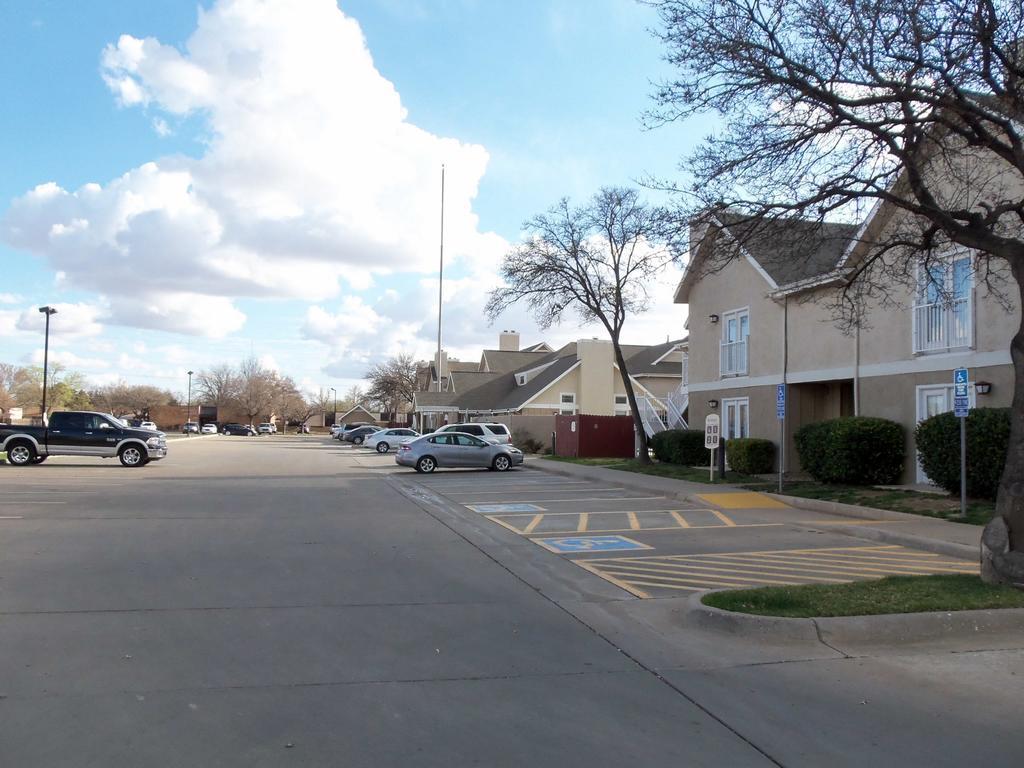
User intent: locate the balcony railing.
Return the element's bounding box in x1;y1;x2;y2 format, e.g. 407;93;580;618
912;296;972;353
720;339;748;376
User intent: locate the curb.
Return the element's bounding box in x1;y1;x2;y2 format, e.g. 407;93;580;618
688;591;1024;647
763;492;978;560
524;459;694;500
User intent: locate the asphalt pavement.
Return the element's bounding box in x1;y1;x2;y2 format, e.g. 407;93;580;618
0;435;1021;766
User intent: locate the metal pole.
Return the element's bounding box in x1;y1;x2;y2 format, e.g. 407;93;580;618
436;164;445;393
41;310;51;421
709;449;714;483
960;415;967;518
780;298;788;494
186;370;193;437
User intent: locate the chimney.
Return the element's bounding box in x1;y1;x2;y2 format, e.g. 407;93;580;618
434;349;448;381
499;330;520;352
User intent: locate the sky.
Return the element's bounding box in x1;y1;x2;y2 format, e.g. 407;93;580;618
0;0;704;398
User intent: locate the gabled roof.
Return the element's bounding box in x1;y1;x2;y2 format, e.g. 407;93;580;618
449;370;501;392
479;348;550;374
621;338;688;376
675;213;858;303
413;390;459;409
522;342;554;353
337;404;377;421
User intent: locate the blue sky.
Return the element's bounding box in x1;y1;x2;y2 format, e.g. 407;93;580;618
0;0;702;396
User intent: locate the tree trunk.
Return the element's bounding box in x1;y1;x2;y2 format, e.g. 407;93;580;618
998;265;1024;549
982;263;1024;586
611;338;651;465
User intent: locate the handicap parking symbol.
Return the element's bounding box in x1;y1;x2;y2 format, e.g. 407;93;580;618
533;535;653;554
466;503;546;514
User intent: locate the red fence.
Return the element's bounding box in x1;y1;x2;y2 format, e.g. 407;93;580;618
554;414;635;458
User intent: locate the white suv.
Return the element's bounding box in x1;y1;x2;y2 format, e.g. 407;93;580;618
258;423;277;434
436;422;512;445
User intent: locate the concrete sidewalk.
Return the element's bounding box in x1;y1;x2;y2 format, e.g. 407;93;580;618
526;457;981;560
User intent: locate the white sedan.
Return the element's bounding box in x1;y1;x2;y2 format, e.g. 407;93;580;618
364;428;420;453
201;423;218;434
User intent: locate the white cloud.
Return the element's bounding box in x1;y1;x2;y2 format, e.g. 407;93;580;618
152;117;172;137
14;302;106;338
2;0;494;338
30;348;110;371
0;293;22;304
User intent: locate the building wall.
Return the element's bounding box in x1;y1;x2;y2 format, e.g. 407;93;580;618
577;339;615;415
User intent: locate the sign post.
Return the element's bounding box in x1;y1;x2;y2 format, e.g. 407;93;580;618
953;367;970;518
776;383;786;494
705;414;721;483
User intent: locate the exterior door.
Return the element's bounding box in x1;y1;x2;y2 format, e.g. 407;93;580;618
721;397;749;468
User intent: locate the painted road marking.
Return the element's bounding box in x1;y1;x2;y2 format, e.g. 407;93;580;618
444;487;623;496
697;492;789;509
484;509;771;536
573;545;978;598
465;503;547;514
0;501;67;505
0;516;24;519
534;535;653;554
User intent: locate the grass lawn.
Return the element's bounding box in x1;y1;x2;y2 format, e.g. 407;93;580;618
702;574;1024;618
741;480;996;526
541;455;760;485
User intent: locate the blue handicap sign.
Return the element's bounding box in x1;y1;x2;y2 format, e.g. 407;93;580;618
954;395;970;418
776;384;786;420
953;367;969;386
534;535;652;554
467;503;546;514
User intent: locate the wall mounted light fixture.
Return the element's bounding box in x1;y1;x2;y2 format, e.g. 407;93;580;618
707;399;719;409
709;314;719;324
975;381;992;395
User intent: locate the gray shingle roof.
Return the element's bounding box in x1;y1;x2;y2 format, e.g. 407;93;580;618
717;213;858;287
479;349;551;374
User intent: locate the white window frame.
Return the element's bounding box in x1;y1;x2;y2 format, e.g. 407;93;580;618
559;392;576;415
721;397;750;441
719;307;750;377
912;250;975;355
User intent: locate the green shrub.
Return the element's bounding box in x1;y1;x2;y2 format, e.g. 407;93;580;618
726;438;776;474
795;417;904;485
915;408;1010;499
650;429;707;466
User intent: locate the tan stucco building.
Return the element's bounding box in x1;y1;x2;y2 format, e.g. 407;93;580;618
676;199;1020;483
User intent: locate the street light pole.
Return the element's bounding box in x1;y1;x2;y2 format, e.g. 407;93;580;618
186;370;194;436
329;387;337;427
37;306;57;424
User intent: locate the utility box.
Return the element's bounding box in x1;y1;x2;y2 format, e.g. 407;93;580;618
554;414;635;458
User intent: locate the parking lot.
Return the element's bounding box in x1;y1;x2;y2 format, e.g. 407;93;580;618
379;449;979;598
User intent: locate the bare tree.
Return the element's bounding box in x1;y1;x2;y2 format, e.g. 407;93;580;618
343;385;365;410
364;354;418;421
89;381;174;418
485;187;680;463
236;357;276;425
0;363;16;416
195;364;241;406
647;0;1024;575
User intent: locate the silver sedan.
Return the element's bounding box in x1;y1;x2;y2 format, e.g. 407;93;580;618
395;432;524;473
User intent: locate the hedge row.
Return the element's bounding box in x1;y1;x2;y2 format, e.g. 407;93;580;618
649;429;707;466
915;408;1010;499
795;417;905;485
724;438;775;474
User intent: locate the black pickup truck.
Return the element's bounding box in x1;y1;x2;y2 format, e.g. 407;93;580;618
0;411;168;467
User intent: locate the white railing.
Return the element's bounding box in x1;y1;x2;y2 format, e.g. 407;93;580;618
637;396;668;438
681;354;688;389
666;387;688;429
720;339;748;376
912;296;972;353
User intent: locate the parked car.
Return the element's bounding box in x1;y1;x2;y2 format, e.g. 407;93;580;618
365;428;419;453
258;423;276;434
140;421;158;431
436;422;512;445
200;423;218;434
182;422;200;434
222;423;257;436
335;422;371;440
0;410;167;467
395;432;522;473
344;425;383;445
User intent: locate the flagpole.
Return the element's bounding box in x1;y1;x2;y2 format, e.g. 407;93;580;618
436;164;445;393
